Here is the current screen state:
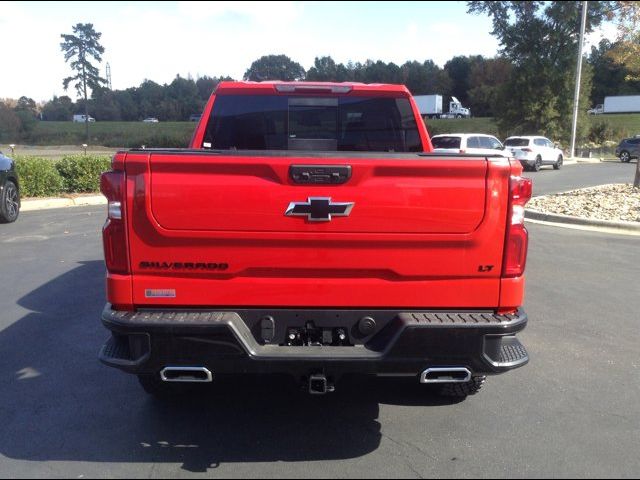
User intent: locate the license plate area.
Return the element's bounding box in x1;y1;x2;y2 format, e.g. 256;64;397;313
282;321;353;347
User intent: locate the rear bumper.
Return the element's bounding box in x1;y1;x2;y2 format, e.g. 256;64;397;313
99;304;529;379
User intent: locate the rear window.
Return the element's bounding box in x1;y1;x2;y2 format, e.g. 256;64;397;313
505;138;530;147
467;137;481;148
431;136;461;149
204;94;422;152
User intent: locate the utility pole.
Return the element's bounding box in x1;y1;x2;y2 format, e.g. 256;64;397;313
106;62;112;90
570;1;588;159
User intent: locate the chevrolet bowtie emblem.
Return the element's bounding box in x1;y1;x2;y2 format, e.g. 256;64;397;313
285;197;355;222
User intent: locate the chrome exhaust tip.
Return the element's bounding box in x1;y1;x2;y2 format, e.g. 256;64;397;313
160;367;213;383
420;367;472;384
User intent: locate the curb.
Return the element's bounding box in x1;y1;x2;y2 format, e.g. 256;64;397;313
21;195;106;212
525;208;640;235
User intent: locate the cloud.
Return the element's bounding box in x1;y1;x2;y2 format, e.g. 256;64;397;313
176;1;301;25
585;21;618;50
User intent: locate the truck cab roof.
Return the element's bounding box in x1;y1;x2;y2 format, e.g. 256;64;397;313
214;81;412;97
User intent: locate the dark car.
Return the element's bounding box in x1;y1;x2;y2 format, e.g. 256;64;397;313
0;151;20;223
189;114;202;122
615;136;640;163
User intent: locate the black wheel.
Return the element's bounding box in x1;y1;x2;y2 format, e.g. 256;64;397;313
620;151;631;163
533;156;542;172
553;155;563;170
434;376;486;398
456;114;463;119
0;180;19;223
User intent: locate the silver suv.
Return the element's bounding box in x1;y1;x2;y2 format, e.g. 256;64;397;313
615;136;640;163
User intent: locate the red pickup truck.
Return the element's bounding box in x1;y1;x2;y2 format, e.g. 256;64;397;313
99;81;531;398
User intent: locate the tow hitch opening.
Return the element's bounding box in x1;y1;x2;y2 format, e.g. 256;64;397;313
308;373;335;395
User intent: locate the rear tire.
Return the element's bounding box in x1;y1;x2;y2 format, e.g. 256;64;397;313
553;155;563;170
533;156;542;172
620;151;631;163
435;376;486;398
0;180;19;223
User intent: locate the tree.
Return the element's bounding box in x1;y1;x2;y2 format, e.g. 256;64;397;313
444;55;483;106
60;23;106;140
588;39;640;105
15;96;38;117
607;1;640;81
42;96;75;121
244;54;306;81
0;103;21;142
401;60;452;96
306;56;353;82
468;1;610;143
467;57;512;117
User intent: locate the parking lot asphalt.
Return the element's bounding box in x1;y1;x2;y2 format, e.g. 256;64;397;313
0;170;638;477
526;160;636;196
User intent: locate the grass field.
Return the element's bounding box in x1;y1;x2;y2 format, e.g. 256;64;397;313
5;114;640;150
21;121;197;148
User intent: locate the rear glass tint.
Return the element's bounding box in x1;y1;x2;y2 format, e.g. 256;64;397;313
505;138;530;147
204;94;422;152
431;136;461;149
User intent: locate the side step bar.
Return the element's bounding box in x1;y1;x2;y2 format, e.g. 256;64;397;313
420;367;472;384
160;367;213;383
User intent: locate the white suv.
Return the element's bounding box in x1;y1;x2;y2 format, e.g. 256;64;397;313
431;133;507;156
504;136;564;171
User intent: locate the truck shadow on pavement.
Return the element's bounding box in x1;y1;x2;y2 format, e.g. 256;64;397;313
0;260;460;472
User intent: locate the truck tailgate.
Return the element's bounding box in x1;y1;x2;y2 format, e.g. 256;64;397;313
126;152;511;308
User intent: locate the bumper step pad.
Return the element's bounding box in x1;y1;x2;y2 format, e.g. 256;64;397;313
498;342;529;364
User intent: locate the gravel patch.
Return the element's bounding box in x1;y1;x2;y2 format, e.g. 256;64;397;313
528;184;640;223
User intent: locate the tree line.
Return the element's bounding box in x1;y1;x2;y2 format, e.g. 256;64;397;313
4;40;637;124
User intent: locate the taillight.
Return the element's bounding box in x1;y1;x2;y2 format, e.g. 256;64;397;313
100;170;129;274
502;175;532;278
521;147;532;152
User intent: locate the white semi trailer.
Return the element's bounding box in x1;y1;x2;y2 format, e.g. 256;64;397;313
588;95;640;114
413;95;471;119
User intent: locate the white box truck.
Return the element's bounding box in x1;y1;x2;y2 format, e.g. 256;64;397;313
589;95;640;114
73;114;95;123
603;95;640;114
413;95;471;119
413;95;443;118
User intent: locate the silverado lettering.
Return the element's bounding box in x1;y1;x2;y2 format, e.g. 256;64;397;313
99;81;531;399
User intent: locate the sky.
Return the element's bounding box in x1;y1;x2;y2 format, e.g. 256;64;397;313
0;1;618;102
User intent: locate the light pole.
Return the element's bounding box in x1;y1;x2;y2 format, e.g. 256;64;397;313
570;1;588;159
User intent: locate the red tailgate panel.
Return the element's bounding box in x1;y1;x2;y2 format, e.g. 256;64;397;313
149;155;487;234
125;153;511;308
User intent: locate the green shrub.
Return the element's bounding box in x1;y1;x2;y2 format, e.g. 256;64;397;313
55;155;112;193
588;121;614;145
14;156;64;197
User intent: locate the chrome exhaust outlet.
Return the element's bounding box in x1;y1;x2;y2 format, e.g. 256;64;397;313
160;367;213;383
420;367;472;384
